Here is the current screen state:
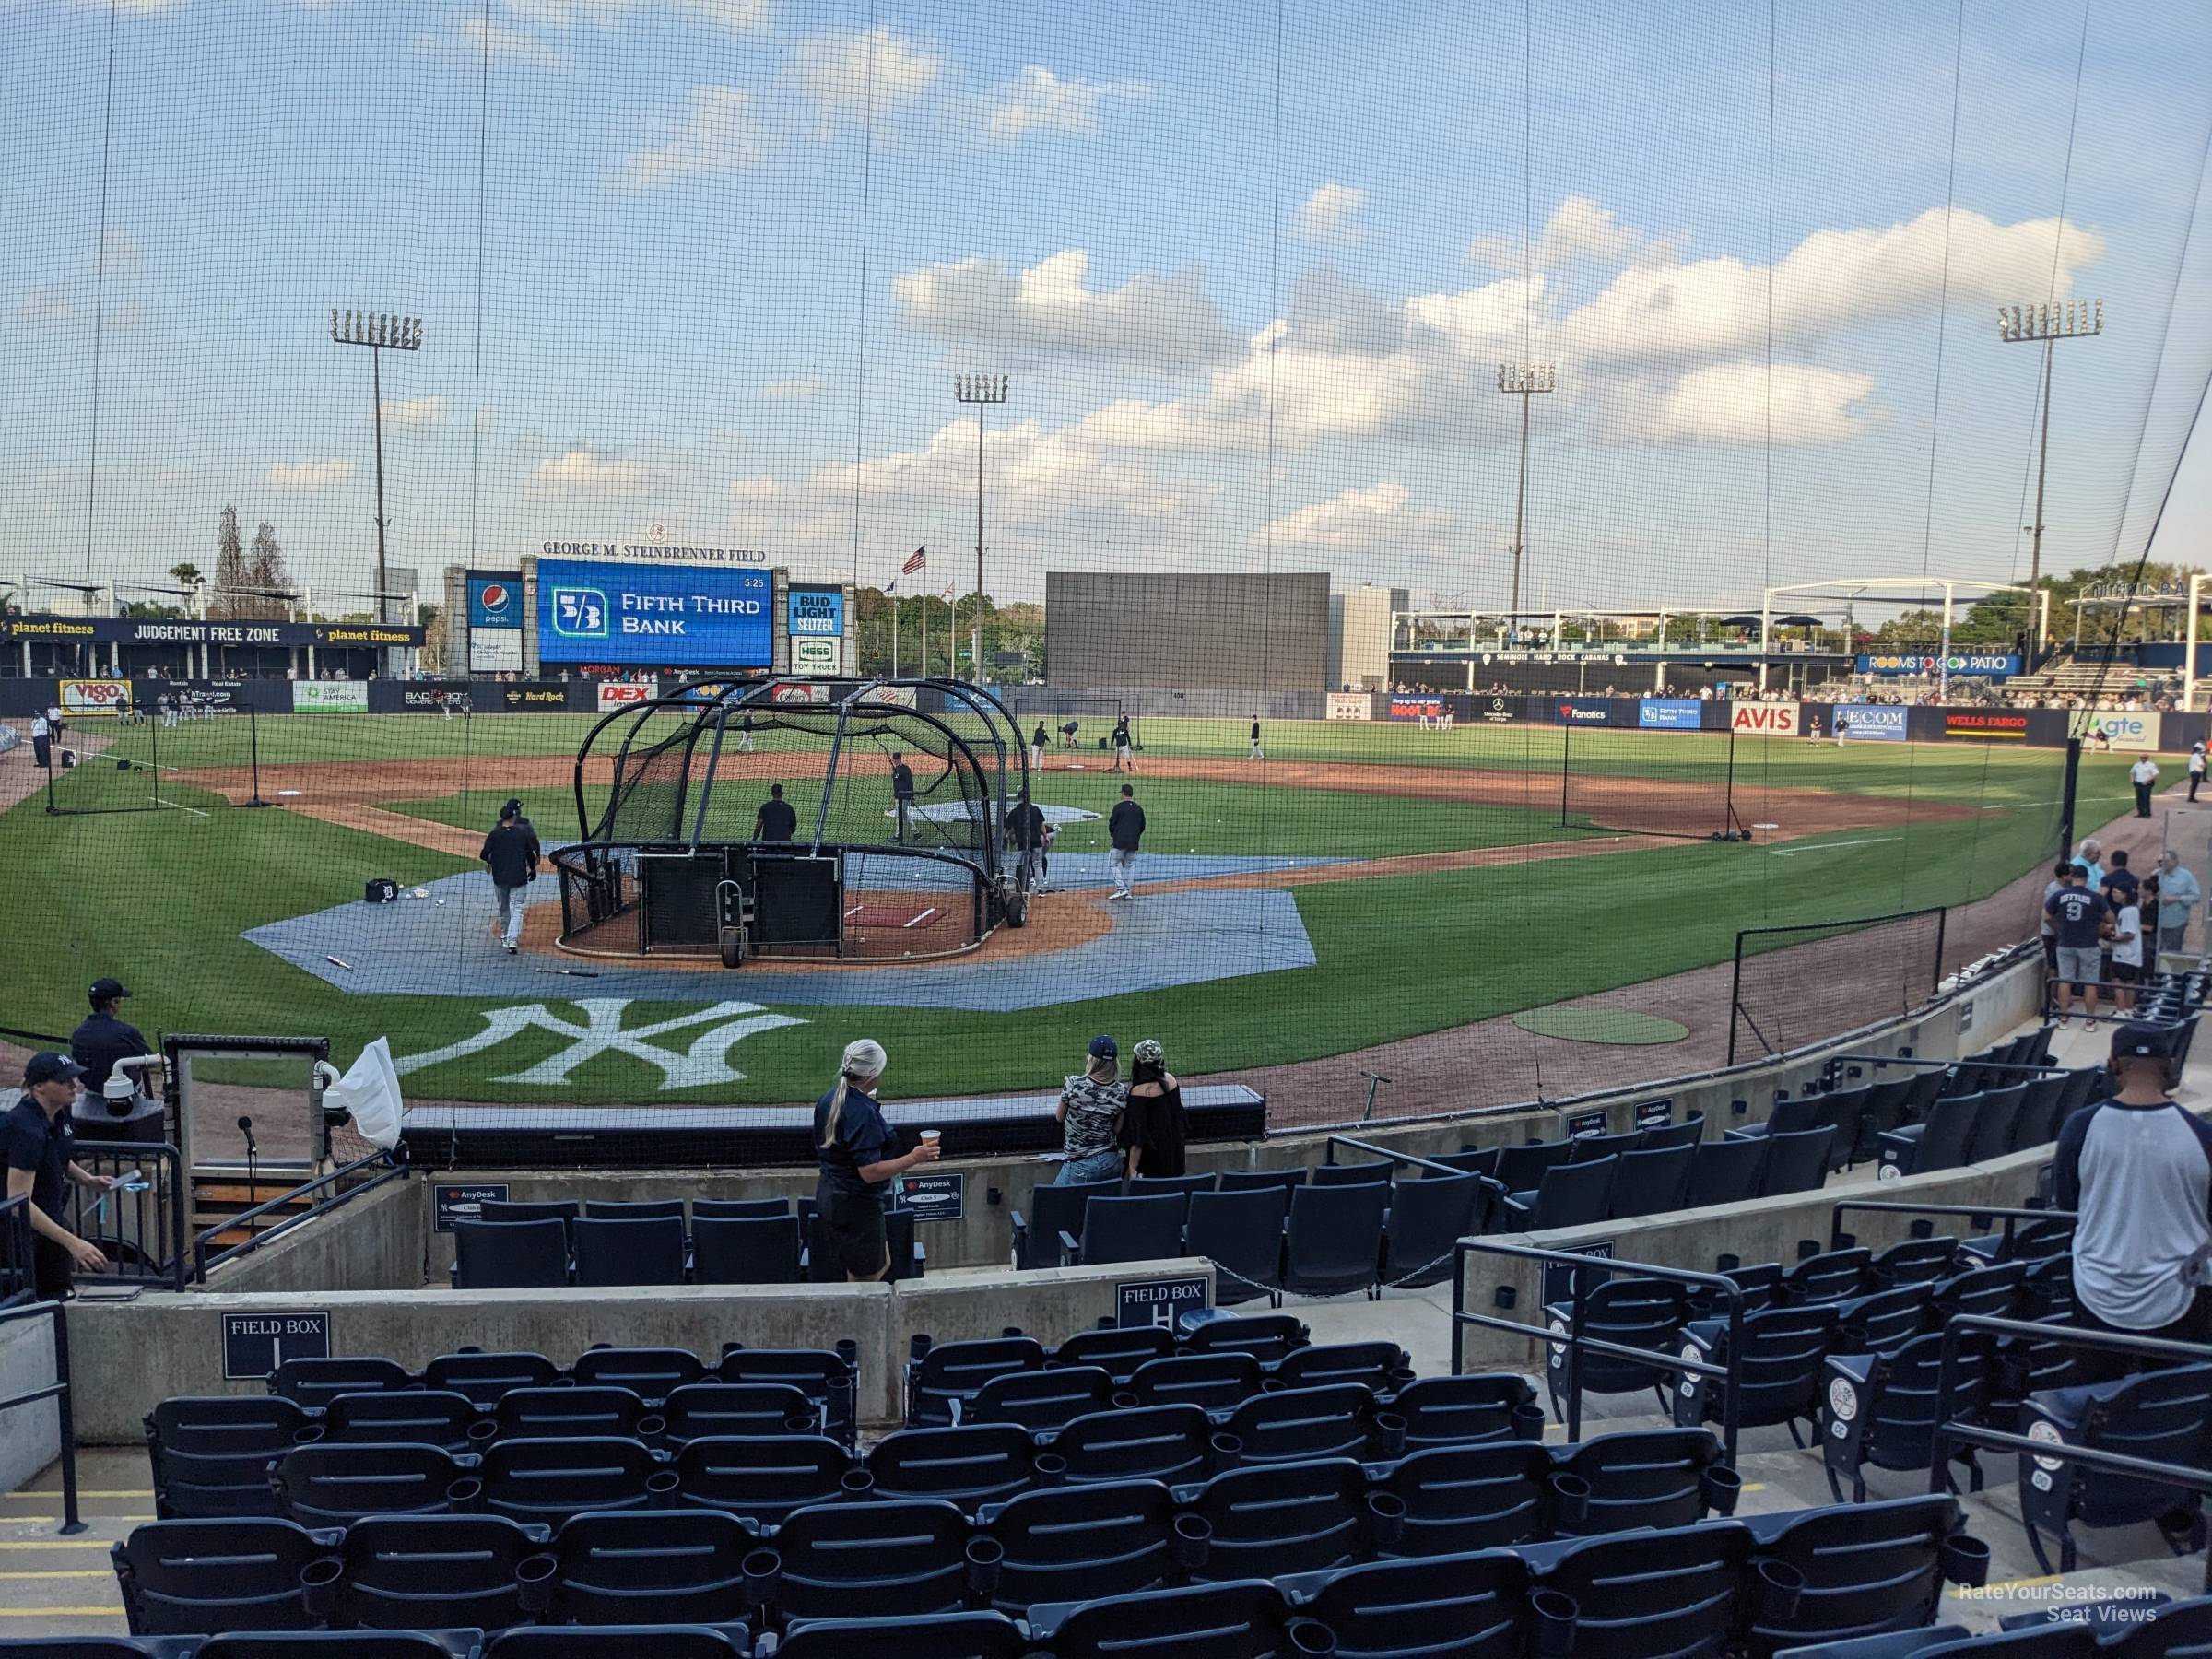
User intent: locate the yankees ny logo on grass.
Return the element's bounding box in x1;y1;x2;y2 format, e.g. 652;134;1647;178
395;998;805;1089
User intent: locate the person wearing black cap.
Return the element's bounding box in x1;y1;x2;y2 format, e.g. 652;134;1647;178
479;798;541;955
754;782;798;844
1054;1035;1127;1185
5;1053;116;1298
69;979;159;1144
2053;1020;2212;1380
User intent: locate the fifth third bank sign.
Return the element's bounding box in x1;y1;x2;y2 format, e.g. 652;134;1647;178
535;558;771;667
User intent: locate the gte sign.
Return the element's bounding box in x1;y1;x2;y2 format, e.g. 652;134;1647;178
1731;703;1800;736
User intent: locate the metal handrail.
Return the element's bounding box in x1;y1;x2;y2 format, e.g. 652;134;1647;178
62;1142;187;1292
1831;1053;2071;1077
1828;1200;2076;1253
1927;1313;2212;1592
0;1297;81;1533
1325;1135;1489;1182
1450;1237;1747;1463
0;1194;34;1311
194;1148;409;1280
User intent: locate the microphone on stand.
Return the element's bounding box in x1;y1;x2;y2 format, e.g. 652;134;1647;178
238;1116;260;1237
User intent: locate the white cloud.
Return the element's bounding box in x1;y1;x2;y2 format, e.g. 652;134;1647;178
18;290;73;325
1260;480;1458;554
726;475;782;502
1296;182;1365;245
761;374;823;397
1601;362;1877;446
1469;195;1652;272
380;395;448;429
618;84;765;190
531;447;668;496
414;13;573;71
792;26;939;129
265;459;357;490
894;249;1239;372
503;0;770;29
982;65;1147;144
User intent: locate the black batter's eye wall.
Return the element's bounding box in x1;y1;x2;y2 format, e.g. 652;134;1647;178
1045;571;1330;694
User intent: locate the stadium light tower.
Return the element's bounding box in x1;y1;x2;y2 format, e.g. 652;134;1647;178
1997;299;2102;663
1497;362;1556;627
953;372;1009;683
329;309;424;644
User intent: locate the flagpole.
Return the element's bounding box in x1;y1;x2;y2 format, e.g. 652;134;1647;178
891;581;900;680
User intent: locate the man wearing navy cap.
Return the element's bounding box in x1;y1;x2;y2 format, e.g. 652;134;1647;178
5;1053;117;1299
478;798;541;956
2053;1021;2212;1378
70;978;160;1144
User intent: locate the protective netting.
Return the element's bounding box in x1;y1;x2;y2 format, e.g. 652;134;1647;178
3;0;2208;1135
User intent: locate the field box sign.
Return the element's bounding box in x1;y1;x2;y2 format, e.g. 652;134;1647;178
1117;1275;1210;1330
222;1310;331;1380
1541;1241;1616;1306
434;1182;511;1232
896;1172;965;1224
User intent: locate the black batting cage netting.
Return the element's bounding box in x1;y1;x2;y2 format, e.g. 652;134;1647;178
0;0;2206;1152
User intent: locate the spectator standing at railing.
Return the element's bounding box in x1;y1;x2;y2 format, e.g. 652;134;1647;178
5;1053;117;1298
2046;865;2109;1028
2156;852;2200;957
2053;1022;2212;1380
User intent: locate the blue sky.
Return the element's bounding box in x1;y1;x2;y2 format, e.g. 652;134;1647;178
2;0;2208;618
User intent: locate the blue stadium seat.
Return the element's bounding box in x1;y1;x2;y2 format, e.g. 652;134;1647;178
1183;1187;1288;1307
112;1517;335;1634
547;1507;756;1625
453;1218;571;1290
1539;1520;1752;1659
1009;1178;1118;1272
584;1198;685;1221
1218;1383;1383;1465
1060;1193;1190;1266
143;1395;312;1518
1834;1285;1936;1357
2018;1362;2212;1574
1877;1093;1983;1178
1550;1428;1735;1537
1386;1373;1543;1450
1674;1303;1840;1447
420;1351;562;1409
906;1335;1046;1429
271;1442;479;1527
1500;1155;1616;1231
659;1382;820;1442
1048;1404;1217;1486
477;1435;670;1522
481;1625;748;1659
1049;1324;1175;1383
1380;1171;1489;1286
1608;1144;1696;1219
1174;1311;1309;1367
767;1498;971;1622
316;1390;487;1454
1314;1159;1394;1187
1130;1173;1218;1200
1685;1137;1770;1209
670;1434;853;1522
1282;1182;1388;1299
1741;1493;1987;1655
2103;1594;2212;1659
1218;1167;1309;1194
491;1385;657;1444
267;1358;417;1413
193;1635;473;1659
718;1348;859;1447
571;1347;705;1405
866;1424;1037;1512
1184;1457;1369;1579
1372;1441;1551;1555
331;1512;552;1632
1292;1547;1535;1659
774;1610;1030;1659
692;1196;794;1219
1569;1127;1645;1163
692;1215;802;1285
957;1365;1115;1431
1125;1352;1265;1416
1754;1126;1835;1197
979;1478;1184;1611
1542;1276;1690;1422
1037;1578;1298;1659
1962;1082;2029;1166
1783;1248;1874;1307
1275;1341;1406;1394
572;1216;687;1287
1823;1330;1991;1504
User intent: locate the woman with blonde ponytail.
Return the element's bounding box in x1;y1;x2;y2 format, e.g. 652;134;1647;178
812;1038;938;1281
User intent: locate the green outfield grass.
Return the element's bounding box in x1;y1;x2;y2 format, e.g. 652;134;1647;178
7;714;2138;1105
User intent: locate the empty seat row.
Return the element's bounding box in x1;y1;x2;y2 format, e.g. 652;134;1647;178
22;1492;2030;1659
905;1324;1406;1427
114;1424;1758;1636
1501;1130;1832;1230
453;1205;923;1290
1877;1069;2102;1178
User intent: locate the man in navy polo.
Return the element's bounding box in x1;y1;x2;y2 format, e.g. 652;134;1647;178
2045;864;2109;1028
5;1053;116;1299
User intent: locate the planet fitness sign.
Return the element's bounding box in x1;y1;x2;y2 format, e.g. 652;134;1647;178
536;558;771;667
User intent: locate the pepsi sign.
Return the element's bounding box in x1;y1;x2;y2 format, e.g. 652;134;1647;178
467;573;521;629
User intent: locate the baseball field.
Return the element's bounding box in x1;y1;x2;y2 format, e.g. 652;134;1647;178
5;709;2132;1112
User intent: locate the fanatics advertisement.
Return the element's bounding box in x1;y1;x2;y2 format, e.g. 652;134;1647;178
1833;704;1907;742
1551;697;1616;725
1637;698;1702;729
535;559;771;666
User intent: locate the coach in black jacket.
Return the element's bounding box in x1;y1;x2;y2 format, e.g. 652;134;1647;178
480;798;541;955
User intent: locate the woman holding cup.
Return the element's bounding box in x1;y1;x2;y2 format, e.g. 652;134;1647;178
813;1039;940;1282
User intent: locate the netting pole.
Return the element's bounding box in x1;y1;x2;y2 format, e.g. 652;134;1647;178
1726;929;1747;1066
2058;736;2082;860
1933;906;1948;994
1559;724;1571;829
242;704;268;807
1724;723;1738;839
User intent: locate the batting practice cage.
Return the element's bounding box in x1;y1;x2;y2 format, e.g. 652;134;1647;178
1559;724;1747;841
553;677;1036;966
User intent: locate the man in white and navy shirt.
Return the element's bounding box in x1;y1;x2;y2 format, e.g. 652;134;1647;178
2129;754;2160;818
2053;1021;2212;1377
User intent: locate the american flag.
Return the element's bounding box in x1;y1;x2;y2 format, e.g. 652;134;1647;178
901;546;926;575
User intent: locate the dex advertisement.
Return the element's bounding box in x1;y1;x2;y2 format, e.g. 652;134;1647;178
535;559;771;666
1833;704;1907;742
